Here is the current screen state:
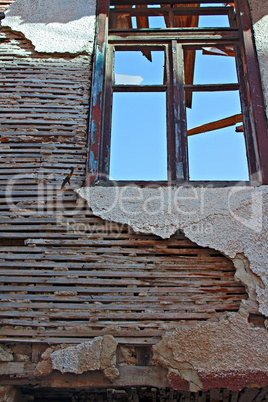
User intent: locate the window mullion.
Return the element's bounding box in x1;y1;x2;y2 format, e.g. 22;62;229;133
99;44;114;180
86;0;109;185
234;0;268;183
234;43;259;181
171;40;188;181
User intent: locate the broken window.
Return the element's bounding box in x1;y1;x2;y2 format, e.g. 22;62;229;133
86;0;268;184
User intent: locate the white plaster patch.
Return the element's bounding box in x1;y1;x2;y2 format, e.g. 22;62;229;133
3;0;96;54
76;185;268;315
51;338;102;374
50;335;119;381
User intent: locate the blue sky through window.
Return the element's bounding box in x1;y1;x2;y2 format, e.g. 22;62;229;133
109;4;249;181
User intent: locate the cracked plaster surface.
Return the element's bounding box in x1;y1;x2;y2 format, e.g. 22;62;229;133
51;336;119;381
35;336;119;382
2;0;96;54
76;185;268;316
153;314;268;391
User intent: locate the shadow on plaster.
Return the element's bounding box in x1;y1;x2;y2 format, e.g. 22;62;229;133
249;0;268;25
232;254;265;317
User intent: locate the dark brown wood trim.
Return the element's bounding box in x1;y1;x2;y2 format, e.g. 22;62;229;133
184;83;239;92
110;0;226;5
98;44;114;179
86;0;267;184
108;29;239;44
172;41;188;180
234;0;268;183
110;7;231;16
86;0;109;185
93;180;257;187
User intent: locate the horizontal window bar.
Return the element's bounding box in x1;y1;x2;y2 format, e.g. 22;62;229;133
114;44;166;51
109;27;238;33
94;180;257;187
110;41;238;50
109;33;239;45
109;29;239;41
110;0;228;5
110;7;231;16
184;84;239;91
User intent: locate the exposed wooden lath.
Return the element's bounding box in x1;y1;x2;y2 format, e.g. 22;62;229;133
0;29;248;346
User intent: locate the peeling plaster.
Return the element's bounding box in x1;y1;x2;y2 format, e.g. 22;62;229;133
51;337;102;374
2;0;96;54
50;336;119;381
35;336;119;382
153;314;268;391
76;185;268;315
233;254;265;315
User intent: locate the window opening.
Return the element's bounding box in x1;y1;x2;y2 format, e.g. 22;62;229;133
185;46;248;180
192;48;238;84
87;0;268;185
111;49;167;180
110;92;167;180
187;91;249;180
114;50;165;85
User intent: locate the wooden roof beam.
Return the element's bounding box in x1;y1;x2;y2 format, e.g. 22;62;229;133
187;113;242;136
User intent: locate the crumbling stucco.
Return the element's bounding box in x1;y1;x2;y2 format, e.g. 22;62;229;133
39;336;119;381
51;337;102;374
76;185;268;315
233;254;265;315
153;314;268;392
2;0;96;54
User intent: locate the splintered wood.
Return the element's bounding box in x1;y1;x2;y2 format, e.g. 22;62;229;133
0;27;248;345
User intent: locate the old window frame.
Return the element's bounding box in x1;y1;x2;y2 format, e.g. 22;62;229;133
86;0;268;185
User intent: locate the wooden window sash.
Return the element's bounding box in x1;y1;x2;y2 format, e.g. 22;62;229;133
86;0;268;185
234;0;268;183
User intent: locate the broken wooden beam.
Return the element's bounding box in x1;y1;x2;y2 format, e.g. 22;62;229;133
187;113;242;136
